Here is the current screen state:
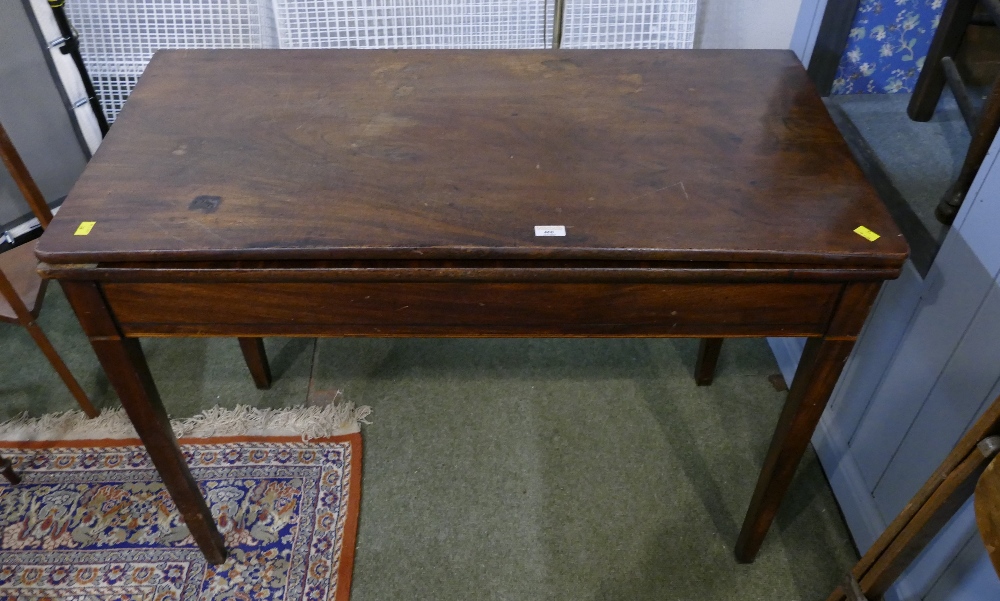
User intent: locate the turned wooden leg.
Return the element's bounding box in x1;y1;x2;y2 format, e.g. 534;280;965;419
908;0;977;122
238;337;272;390
0;453;21;485
62;281;227;564
695;338;723;386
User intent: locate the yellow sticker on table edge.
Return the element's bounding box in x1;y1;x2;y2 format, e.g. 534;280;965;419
853;225;880;242
74;221;96;236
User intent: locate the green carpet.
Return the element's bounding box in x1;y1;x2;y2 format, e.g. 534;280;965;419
0;285;857;600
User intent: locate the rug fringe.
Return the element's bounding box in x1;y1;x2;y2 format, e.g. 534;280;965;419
0;399;372;441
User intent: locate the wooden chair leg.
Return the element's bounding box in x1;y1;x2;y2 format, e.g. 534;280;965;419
908;0;978;122
974;444;1000;576
695;338;723;386
0;267;98;417
238;337;272;390
826;396;1000;601
827;443;989;601
24;319;99;418
0;453;20;485
935;72;1000;223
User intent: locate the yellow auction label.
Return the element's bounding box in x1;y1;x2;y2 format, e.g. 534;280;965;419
74;221;96;236
853;225;880;242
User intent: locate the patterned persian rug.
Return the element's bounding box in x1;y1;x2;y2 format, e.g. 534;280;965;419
0;404;369;601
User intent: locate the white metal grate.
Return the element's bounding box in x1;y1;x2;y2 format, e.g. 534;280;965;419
64;0;696;122
65;0;278;122
561;0;696;49
85;74;141;121
274;0;553;49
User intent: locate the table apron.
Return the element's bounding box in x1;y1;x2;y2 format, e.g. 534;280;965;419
99;280;844;338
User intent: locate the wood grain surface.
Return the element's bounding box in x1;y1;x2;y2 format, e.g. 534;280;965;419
38;50;910;566
36;49;907;268
975;455;1000;576
100;280;842;337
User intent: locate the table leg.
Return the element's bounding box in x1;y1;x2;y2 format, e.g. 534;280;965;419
60;281;228;564
238;337;272;389
735;336;856;562
0;452;21;484
695;338;723;386
735;282;880;562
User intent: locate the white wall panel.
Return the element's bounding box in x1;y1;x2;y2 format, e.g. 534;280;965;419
696;0;801;50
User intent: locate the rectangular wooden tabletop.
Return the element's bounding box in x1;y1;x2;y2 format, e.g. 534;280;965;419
36;49;907;269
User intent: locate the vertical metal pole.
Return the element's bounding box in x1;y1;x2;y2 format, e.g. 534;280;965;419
47;0;110;136
553;0;566;49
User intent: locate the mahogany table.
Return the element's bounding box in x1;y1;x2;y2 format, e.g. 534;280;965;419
35;49;908;565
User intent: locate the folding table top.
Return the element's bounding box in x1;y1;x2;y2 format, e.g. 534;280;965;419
37;49;907;269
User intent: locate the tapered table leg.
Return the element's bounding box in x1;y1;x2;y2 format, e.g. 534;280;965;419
61;281;227;564
0;453;21;484
239;338;271;390
238;337;272;389
735;282;881;562
695;338;723;386
735;336;856;562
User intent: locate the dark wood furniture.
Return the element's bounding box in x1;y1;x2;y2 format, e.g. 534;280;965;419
827;393;1000;601
975;448;1000;575
694;338;723;386
0;454;20;485
35;49;908;565
0;120;267;489
0;121;99;419
908;0;1000;224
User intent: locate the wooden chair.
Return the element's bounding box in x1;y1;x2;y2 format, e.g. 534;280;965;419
975;449;1000;575
826;392;1000;601
0;121;99;419
0;121;106;486
907;0;1000;224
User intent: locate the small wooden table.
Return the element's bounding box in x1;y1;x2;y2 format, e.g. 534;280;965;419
36;49;908;565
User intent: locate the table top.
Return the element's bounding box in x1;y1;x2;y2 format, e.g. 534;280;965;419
37;49;907;269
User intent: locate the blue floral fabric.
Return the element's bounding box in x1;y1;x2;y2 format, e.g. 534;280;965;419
833;0;944;94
